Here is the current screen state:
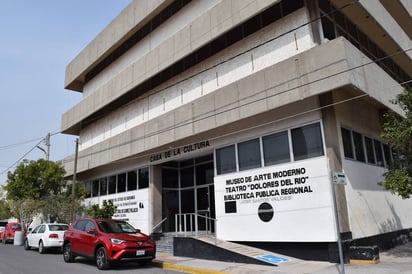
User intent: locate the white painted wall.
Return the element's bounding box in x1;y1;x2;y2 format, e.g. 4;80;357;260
343;160;412;239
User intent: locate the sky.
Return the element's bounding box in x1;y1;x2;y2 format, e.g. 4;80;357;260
0;0;132;185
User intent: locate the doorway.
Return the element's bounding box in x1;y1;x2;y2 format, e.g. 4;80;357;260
161;154;215;233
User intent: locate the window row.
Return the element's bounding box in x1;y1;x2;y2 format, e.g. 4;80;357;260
83;167;149;198
341;128;392;167
318;0;411;89
216;122;325;175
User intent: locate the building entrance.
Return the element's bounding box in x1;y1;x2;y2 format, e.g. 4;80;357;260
161;154;215;233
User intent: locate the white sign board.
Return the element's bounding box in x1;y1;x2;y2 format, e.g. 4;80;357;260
86;189;150;234
214;157;337;242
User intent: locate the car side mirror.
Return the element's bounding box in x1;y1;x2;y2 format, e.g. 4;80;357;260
135;229;141;233
87;228;97;235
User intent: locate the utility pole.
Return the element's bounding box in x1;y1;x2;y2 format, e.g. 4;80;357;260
71;138;79;222
36;133;50;160
45;133;50;161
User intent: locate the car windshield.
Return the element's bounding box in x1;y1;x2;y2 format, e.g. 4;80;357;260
97;221;136;234
48;224;68;231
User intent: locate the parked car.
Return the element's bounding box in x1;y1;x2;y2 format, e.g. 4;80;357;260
2;222;26;244
63;218;156;270
24;223;68;253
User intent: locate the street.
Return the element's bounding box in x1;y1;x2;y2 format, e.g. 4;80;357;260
0;243;181;274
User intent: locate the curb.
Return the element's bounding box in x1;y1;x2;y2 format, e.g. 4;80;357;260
350;259;380;265
152;261;228;274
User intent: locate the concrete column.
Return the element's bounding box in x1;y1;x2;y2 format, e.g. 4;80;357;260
319;93;351;234
150;164;163;233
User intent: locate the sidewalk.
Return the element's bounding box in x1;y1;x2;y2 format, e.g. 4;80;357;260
152;241;412;274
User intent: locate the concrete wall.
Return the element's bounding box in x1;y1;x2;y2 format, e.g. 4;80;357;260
78;7;315;150
62;0;283;131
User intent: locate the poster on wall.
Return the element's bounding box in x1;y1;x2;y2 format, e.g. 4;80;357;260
214;157;337;242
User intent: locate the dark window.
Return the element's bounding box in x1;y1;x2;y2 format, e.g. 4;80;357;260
263;131;290;165
92;180;99;197
341;128;354;159
216;145;236;175
225;201;237;213
238;138;261;171
108;175;117;194
127;170;137;191
352;131;365;162
196;162;214;186
138;167;149;189
117;173;126;193
374;140;384;167
291;123;324;161
180;166;194;188
84;182;92;198
364;137;375;164
162;168;178;188
383;144;392;166
99;177;107;196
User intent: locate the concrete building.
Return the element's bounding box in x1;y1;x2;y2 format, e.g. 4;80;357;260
60;0;412;262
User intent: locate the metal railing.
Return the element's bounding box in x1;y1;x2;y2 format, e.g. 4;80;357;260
151;217;168;234
174;212;217;238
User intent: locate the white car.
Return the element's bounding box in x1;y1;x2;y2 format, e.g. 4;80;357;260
24;223;68;254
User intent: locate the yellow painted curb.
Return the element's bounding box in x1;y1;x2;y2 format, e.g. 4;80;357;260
350;259;380;265
152;261;228;274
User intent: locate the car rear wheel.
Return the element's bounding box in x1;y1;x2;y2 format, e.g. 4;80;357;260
38;241;45;254
63;243;75;262
24;238;31;250
96;247;110;270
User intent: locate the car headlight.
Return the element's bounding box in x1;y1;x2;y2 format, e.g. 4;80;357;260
110;238;126;244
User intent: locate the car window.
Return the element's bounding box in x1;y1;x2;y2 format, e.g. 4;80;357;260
97;221;136;233
49;224;68;231
38;225;46;233
84;221;96;232
32;225;41;234
73;220;88;231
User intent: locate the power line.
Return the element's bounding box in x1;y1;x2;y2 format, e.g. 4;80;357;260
0;139;44;177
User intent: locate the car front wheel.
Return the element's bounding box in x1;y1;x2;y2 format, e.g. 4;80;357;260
63;243;75;262
96;247;110;270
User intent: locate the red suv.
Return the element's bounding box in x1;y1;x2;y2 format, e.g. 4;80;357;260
2;222;26;244
63;218;156;270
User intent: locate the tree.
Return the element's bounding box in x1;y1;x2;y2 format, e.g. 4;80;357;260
380;89;412;198
4;159;77;223
87;200;117;219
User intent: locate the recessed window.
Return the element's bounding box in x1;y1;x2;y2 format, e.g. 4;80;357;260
364;137;375;164
352;132;365;162
99;177;107;196
238;138;261;171
291;123;324;161
263;131;290;165
117;173;126;193
127;171;137;191
216;145;236;175
374;140;384;167
138;167;149;189
341;128;354;159
108;175;117;194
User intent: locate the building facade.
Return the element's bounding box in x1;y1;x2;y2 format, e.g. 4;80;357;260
61;0;412;260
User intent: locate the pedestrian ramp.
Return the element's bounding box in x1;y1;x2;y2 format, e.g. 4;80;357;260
174;234;302;267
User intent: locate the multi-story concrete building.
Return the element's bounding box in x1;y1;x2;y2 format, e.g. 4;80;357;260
61;0;412;261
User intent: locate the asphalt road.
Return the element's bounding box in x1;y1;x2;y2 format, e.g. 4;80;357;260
0;242;180;274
